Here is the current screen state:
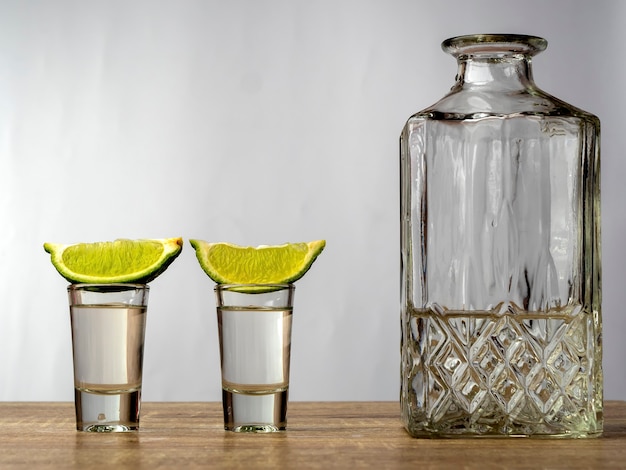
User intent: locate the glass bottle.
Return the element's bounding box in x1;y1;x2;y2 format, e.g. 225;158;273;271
400;34;602;438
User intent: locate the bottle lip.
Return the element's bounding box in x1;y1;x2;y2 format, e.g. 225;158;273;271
442;34;547;58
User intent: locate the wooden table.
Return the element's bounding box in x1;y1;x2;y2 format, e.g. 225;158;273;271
1;401;625;468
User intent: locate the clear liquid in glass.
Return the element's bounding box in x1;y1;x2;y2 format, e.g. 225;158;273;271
70;304;147;432
217;306;292;432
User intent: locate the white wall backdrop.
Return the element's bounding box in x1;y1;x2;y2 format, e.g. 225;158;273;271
1;0;624;402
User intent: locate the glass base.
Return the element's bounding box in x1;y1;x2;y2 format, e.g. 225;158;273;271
74;388;141;432
230;424;283;433
83;423;137;433
222;389;288;432
400;307;603;439
403;425;603;439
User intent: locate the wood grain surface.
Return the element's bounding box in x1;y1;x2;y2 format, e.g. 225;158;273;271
0;401;625;469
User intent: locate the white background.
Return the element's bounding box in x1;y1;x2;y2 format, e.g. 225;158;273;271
1;0;624;402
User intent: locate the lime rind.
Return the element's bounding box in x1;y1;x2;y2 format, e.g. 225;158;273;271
43;238;183;284
189;240;325;285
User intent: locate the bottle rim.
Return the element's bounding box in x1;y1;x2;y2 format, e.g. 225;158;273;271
442;34;547;58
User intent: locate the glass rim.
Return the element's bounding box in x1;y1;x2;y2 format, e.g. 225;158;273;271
67;283;149;291
214;283;294;291
442;33;547;57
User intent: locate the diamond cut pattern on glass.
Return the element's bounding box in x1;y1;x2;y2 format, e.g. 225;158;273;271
403;308;600;435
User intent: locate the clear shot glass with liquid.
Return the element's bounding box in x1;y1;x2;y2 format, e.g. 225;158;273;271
68;284;149;432
215;284;295;432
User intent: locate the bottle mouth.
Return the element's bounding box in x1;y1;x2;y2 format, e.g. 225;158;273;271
442;34;547;58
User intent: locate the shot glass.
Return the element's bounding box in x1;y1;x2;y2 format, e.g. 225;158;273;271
68;284;149;432
215;284;295;432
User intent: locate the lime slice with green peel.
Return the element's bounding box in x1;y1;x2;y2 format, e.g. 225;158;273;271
189;240;326;285
43;238;184;284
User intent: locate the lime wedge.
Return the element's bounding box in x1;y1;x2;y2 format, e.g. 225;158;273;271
43;238;183;284
189;240;326;285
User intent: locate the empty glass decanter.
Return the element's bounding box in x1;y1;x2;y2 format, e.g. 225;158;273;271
400;34;602;438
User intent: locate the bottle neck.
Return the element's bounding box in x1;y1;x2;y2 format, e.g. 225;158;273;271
455;55;536;92
442;35;546;94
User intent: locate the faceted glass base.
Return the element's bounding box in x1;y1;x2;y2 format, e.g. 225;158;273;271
401;307;603;438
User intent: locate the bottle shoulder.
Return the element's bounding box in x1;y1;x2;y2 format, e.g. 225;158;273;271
406;87;600;124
